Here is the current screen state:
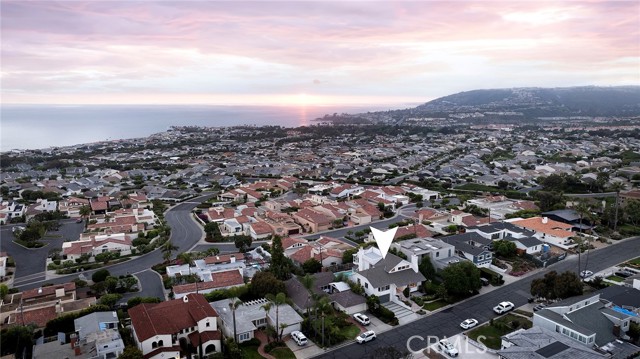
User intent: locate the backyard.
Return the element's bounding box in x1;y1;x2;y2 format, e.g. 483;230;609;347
467;314;532;349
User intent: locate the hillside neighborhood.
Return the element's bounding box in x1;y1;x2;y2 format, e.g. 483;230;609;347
1;120;639;359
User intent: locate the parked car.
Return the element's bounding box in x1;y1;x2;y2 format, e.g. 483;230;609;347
438;339;459;357
580;270;594;278
480;278;490;286
356;330;376;344
615;271;633;278
460;318;478;330
75;218;83;223
291;331;308;346
353;313;370;326
493;301;514;314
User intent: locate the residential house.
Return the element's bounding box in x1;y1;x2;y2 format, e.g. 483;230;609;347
533;292;639;356
441;232;493;267
351;247;425;304
0;251;7;278
508;217;576;248
58;197;90;218
128;293;221;359
285;272;366;315
292;208;333;233
467;222;543;254
249;221;273;240
210;298;303;343
62;233;133;262
391;237;458;270
498;326;605;359
541;209;594;232
172;268;245;299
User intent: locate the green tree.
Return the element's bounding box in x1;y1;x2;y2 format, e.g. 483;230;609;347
98;293;123;307
554;271;583;299
494;240;517;257
118;346;144;359
249;271;285;298
609;182;625;231
342;248;357;264
625;199;640;226
0;284;8;300
104;276;119;293
233;235;252;253
418;256;437;282
161;240;178;262
302;258;322;274
92;269;111;283
228;298;242;343
0;324;36;358
127;296;161;309
79;205;92;222
535;191;565;212
269;236;291;280
300;274;316;325
440;261;481;297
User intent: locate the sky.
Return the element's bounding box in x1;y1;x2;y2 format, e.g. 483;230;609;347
1;0;639;106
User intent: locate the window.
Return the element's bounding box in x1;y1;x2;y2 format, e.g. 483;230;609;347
579;335;585;343
588;337;594;344
206;322;210;327
562;328;569;335
436;252;440;257
555;325;560;333
486;253;491;258
158;340;164;347
239;333;250;341
585;301;588;306
478;255;484;261
365;283;368;288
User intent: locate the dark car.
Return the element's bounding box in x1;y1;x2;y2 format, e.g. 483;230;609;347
533;304;546;312
615;271;633;278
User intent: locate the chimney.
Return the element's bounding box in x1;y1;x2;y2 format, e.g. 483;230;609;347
70;333;77;349
542;217;548;224
410;254;419;272
74;346;81;356
613;324;621;338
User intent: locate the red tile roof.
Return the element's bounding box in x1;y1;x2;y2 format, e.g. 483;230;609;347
251;221;273;235
188;330;221;347
10;306;57;328
172;270;244;295
281;237;308;249
128;293;218;342
394;224;434;239
203;253;244;265
22;282;75;300
511;217;574;238
90;200;108;211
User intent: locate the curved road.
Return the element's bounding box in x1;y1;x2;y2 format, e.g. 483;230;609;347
312;236;640;359
12;193;216;301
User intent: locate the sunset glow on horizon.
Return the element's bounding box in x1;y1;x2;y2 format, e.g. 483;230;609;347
1;1;639;106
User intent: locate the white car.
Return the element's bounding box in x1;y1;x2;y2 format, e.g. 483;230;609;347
291;331;307;346
493;301;514;314
356;330;376;344
580;270;593;278
438;339;459;357
353;313;370;325
460;318;479;330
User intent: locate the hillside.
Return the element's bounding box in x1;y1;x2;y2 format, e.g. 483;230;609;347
415;86;640;118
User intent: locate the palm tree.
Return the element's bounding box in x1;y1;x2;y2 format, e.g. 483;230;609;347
79;205;91;227
260;301;273;343
229;298;243;343
265;292;287;342
574;199;591;234
176;252;193;266
162;241;178;262
300;274;316;324
609;182;625;231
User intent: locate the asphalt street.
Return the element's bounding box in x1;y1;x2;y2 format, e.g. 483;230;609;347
1;218;84;283
11;193;216;299
311;236;640;359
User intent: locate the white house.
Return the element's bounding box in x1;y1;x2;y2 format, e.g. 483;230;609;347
210;298;303;343
507;217;576;249
61;233;133;262
128;294;221;359
351;247;425;304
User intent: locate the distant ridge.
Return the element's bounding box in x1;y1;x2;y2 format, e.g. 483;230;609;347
415;86;640;117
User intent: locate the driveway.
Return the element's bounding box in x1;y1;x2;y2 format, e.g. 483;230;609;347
311;236;640;359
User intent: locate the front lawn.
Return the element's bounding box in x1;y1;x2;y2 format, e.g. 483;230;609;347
626;257;640;267
606;275;625;282
339;324;361;339
467;314;532;349
239;344;262;359
269;347;296;359
423;299;448;311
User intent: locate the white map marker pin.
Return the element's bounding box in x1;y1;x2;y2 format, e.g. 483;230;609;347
370;226;398;259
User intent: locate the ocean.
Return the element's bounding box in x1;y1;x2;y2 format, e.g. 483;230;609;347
0;104;407;151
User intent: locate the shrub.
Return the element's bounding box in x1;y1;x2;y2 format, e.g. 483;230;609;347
92;269;111;283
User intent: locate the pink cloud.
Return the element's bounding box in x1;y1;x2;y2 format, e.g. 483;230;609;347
1;1;638;104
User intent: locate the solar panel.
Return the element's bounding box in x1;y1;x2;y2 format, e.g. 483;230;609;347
535;341;570;358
